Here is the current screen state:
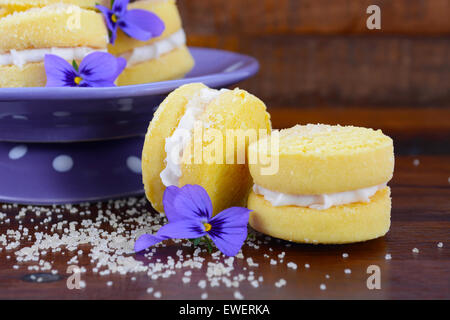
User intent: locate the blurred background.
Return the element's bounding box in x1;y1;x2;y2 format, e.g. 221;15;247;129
179;0;450;154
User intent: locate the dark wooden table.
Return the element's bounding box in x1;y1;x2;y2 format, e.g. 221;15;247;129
0;107;448;300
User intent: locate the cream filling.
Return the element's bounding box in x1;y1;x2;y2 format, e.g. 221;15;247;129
253;183;387;210
160;87;229;187
0;47;106;68
122;29;186;67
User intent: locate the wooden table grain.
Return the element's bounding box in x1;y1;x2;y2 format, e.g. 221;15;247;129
0;108;448;300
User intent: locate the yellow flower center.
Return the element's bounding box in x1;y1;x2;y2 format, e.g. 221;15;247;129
203;223;212;232
74;76;82;85
111;14;118;23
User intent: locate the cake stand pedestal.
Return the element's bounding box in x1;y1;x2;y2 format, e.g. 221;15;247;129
0;137;145;204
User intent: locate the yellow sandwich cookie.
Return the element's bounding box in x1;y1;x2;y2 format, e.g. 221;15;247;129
111;0;194;85
247;124;394;244
108;0;182;56
0;0;108;11
0;5;107;51
0;4;108;87
117;46;194;86
142;83;272;215
249;124;394;195
248;187;391;244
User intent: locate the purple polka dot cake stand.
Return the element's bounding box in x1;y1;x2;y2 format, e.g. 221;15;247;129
0;47;259;204
0;137;145;204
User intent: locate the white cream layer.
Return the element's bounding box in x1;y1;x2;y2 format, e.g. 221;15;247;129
253;183;387;210
160;87;228;187
0;47;106;68
122;29;186;66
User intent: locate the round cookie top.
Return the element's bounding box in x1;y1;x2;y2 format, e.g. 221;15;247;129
249;124;394;195
0;0;109;11
277;124;392;155
0;4;108;52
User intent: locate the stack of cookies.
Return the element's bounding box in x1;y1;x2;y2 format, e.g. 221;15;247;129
142;90;395;244
0;0;194;87
0;0;109;87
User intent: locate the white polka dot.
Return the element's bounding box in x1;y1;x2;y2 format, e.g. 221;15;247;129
52;155;74;172
12;115;28;120
127;156;142;174
53;111;71;117
118;99;133;112
8;145;28;160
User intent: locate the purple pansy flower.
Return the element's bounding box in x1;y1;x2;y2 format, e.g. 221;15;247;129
96;0;165;44
135;185;251;257
44;52;126;87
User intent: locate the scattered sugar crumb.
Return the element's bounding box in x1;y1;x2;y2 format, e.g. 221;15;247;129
385;253;392;260
234;291;244;300
412;248;420;253
413;159;420;166
287;262;297;270
304;263;310;269
344;268;352;274
275;279;286;288
342;253;349;258
437;242;443;248
0;196;305;298
320;284;326;290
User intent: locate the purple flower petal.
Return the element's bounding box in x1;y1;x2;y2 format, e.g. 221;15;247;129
79;52;120;82
156;220;206;240
119;9;165;41
112;0;129;16
44;54;78;87
134;234;164;253
208;207;251;256
95;5;115;32
163;185;213;223
44;52;125;88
